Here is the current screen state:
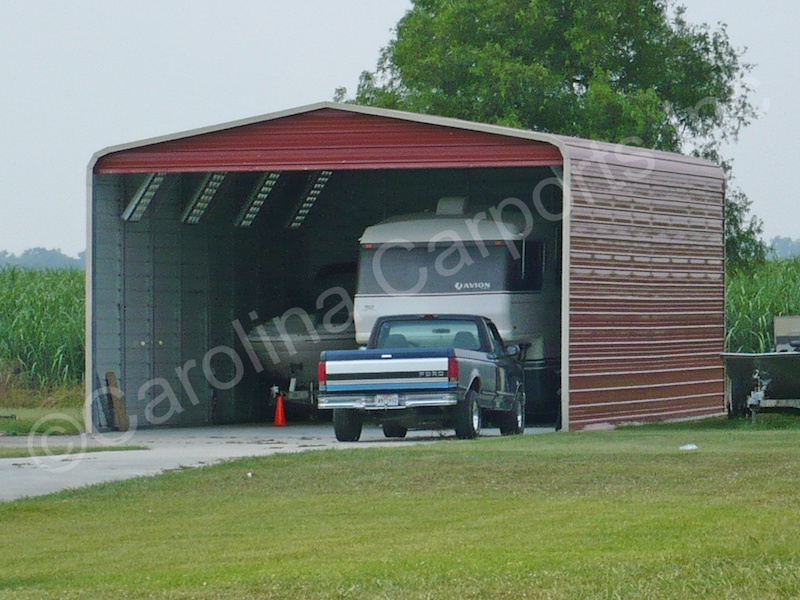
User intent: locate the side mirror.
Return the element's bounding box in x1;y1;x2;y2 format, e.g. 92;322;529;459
505;345;520;357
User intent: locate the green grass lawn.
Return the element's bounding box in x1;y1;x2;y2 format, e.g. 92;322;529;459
0;407;83;436
0;383;84;436
2;418;800;599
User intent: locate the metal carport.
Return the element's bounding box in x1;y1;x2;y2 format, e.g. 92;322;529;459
86;102;726;432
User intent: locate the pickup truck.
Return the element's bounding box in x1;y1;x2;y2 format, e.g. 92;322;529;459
317;314;526;441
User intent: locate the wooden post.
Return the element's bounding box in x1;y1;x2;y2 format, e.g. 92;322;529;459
105;372;130;432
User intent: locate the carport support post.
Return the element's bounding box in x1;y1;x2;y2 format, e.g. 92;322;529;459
84;168;95;434
559;152;572;432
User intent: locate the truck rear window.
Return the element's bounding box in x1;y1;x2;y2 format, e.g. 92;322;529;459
375;319;482;350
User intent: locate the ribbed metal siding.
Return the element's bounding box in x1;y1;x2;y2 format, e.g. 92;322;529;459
90;175;124;416
563;140;726;429
94;108;562;173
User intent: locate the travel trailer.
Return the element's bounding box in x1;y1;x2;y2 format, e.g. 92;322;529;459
357;198;559;351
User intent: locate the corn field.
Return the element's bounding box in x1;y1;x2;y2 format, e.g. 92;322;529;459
0;267;85;388
0;259;797;389
726;258;800;353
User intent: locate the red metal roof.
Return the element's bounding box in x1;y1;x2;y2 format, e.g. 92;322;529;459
94;107;563;173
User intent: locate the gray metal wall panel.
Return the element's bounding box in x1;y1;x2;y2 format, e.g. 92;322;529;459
121;212;153;425
96;173;232;429
91;176;123;403
179;292;212;424
148;178;195;426
206;229;237;424
178;223;212;425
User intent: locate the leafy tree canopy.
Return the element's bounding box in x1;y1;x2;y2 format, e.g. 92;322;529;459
725;187;766;271
337;0;765;268
339;0;756;157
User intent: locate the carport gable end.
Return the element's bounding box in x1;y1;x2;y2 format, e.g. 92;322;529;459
86;102;726;433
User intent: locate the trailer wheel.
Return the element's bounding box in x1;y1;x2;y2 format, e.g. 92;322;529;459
727;377;749;419
455;389;481;439
499;398;525;436
333;409;363;442
382;423;407;438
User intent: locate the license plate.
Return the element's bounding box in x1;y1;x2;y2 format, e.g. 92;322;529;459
375;394;399;407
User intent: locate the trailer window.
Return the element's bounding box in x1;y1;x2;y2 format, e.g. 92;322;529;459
359;242;532;295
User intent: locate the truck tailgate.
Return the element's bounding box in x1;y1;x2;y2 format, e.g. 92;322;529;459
323;352;451;393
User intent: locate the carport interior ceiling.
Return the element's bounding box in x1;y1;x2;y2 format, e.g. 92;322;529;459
91;106;565;428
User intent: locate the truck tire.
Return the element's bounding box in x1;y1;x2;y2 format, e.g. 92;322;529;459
455;389;481;440
382;423;408;438
333;409;363;442
499;398;525;436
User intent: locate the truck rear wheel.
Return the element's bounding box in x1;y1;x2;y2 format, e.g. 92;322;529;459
499;398;525;436
455;389;481;439
333;409;363;442
382;423;407;438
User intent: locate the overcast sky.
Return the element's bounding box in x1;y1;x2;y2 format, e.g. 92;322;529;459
1;1;797;258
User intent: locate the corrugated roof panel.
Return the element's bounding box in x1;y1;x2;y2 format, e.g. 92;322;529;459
94;108;563;173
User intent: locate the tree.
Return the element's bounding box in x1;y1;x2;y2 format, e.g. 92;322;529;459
342;0;756;158
0;248;84;270
338;0;765;267
725;187;766;270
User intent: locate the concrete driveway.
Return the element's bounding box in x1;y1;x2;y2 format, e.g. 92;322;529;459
0;423;553;502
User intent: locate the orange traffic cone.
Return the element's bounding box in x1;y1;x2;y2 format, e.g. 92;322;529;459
274;393;287;427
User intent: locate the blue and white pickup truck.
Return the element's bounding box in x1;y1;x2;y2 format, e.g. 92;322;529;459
317;314;526;441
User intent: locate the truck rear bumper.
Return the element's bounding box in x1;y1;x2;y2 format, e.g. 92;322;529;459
318;392;458;410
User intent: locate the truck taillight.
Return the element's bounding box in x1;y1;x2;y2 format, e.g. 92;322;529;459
448;356;458;384
318;361;326;386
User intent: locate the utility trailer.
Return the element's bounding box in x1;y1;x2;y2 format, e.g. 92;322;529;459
722;317;800;419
